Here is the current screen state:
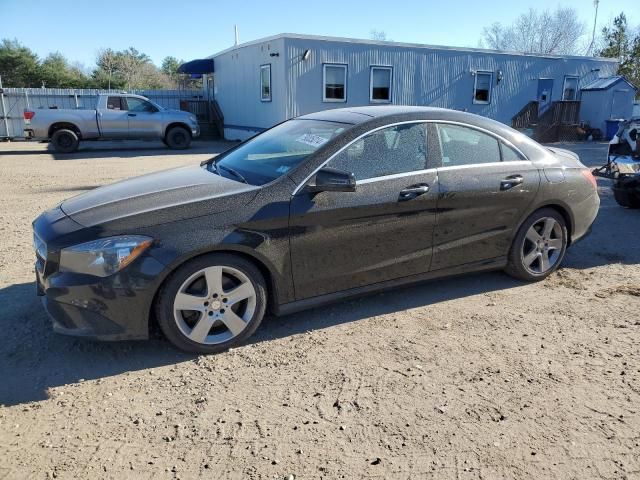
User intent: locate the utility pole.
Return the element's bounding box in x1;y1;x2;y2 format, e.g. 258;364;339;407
587;0;600;56
0;75;11;139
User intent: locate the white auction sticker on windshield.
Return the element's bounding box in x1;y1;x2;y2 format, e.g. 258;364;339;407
295;133;329;148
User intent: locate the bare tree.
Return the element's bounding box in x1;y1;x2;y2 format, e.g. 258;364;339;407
370;29;392;42
96;48;119;89
481;7;586;55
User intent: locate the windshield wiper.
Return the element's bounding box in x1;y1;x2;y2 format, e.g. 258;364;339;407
218;164;249;184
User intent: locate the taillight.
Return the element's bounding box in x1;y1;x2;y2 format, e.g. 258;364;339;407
23;110;35;120
581;169;598;189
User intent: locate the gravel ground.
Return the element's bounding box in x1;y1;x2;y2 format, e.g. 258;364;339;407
0;140;639;480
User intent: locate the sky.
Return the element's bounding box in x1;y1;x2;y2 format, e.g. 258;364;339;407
1;0;636;68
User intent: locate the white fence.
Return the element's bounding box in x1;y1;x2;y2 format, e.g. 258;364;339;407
0;88;205;139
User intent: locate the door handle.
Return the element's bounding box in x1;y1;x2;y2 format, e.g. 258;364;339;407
399;184;429;201
500;175;524;191
128;113;137;117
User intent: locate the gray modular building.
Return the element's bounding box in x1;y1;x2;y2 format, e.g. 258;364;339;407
206;33;619;140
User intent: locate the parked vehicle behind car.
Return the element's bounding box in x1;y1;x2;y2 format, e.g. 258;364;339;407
24;93;200;152
33;106;600;353
593;118;640;208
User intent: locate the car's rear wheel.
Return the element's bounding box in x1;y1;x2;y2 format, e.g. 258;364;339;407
505;208;568;281
155;253;267;354
165;126;191;150
51;129;80;153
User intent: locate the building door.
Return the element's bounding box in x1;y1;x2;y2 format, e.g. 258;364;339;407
537;79;554;114
611;90;631;119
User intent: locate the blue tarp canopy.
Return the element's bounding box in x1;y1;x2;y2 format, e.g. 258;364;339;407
177;58;214;74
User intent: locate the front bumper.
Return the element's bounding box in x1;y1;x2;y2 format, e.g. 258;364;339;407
192;124;201;138
36;253;168;341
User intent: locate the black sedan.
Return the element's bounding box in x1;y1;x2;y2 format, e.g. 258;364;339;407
33;106;600;353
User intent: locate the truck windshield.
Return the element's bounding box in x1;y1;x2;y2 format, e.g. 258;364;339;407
209;119;349;185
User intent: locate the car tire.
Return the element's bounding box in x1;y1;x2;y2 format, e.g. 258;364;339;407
51;129;80;153
164;126;191;150
155;253;267;354
613;186;640;209
505;208;568;282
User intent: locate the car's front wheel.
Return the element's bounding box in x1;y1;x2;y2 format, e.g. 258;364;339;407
155;253;267;354
505;208;568;281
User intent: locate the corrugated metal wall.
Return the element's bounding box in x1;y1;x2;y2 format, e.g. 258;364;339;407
581;86;635;133
213;38;287;140
283;37;618;124
0;88;203;139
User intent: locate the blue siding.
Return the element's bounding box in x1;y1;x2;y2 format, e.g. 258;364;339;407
284;37;617;124
213;34;619;139
213;38;286;140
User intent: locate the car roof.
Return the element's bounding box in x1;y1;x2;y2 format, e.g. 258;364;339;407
296;106;548;160
297;106;449;124
297;106;511;130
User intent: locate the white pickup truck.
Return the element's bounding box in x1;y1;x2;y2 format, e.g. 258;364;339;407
24;93;200;152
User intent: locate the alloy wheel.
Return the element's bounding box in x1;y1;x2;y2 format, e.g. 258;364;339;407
173;265;257;345
521;217;564;275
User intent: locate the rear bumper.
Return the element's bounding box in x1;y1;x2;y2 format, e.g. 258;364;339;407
570;192;600;245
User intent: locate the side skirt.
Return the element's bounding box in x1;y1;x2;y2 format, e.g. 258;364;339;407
273;256;508;316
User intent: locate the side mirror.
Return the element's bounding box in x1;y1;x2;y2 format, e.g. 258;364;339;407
306;167;356;193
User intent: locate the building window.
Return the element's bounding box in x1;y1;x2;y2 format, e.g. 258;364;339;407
370;66;392;103
260;64;271;102
473;71;493;104
562;76;579;101
323;64;347;102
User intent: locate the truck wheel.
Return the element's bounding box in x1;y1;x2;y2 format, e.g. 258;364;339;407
165;126;191;150
613;186;640;209
51;129;79;153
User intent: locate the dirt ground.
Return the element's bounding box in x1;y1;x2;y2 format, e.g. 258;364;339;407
0;139;638;480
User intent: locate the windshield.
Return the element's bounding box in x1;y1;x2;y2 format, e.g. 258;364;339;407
209;119;349;185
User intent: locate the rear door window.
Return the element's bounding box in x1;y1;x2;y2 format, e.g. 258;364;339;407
500;142;527;161
106;97;125;110
436;123;501;166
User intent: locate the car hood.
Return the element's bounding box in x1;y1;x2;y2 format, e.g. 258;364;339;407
163;109;190;117
60;165;259;228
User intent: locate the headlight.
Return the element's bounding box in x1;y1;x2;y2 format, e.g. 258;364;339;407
189;115;197;124
33;232;47;260
59;236;153;277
